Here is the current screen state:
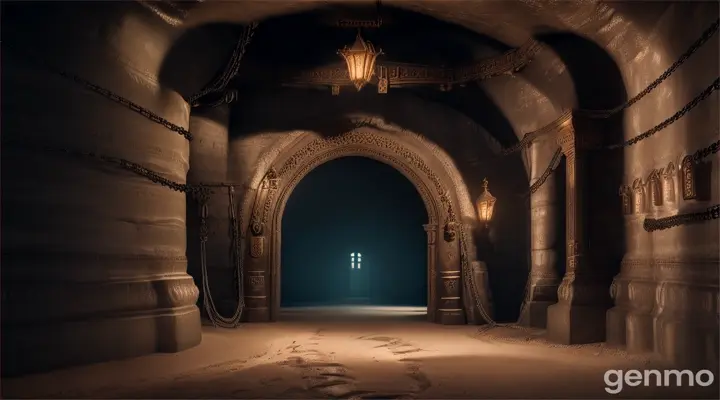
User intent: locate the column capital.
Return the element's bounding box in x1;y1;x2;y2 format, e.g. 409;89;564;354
423;223;438;245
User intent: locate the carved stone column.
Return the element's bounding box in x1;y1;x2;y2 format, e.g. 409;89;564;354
435;208;466;325
547;118;611;344
520;137;560;328
0;2;200;375
187;104;234;313
423;223;438;322
244;169;278;322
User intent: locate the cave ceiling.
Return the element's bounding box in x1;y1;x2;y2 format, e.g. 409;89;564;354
175;0;674;147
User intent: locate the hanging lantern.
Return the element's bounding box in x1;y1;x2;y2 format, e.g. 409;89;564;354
475;178;497;225
338;31;382;91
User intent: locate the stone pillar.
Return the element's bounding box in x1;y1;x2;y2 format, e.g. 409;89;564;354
423;223;438;322
187;104;235;314
547;119;611;344
1;2;200;376
653;194;719;370
435;212;466;325
606;180;655;351
520;137;560;328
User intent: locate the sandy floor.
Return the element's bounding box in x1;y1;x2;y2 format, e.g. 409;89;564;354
3;306;718;399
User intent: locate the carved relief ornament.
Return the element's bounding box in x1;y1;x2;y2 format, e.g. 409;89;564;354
631;178;646;214
275;131;460;225
554;114;576;158
263;131;486;321
250;236;264;258
250;168;279;236
661;162;677;204
647;169;662;207
680;155;696;200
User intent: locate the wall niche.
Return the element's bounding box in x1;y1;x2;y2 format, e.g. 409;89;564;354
680;155;697;200
647;170;662;207
631;178;646;214
661;162;677;206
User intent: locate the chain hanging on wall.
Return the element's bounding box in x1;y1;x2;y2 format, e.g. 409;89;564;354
501;18;719;155
604;77;719;150
524;148;563;197
578;18;719;119
195;187;247;327
5;142;247;327
189;23;258;106
4;44;194;141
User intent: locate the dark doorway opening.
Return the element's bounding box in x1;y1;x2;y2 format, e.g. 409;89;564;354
280;156;428;317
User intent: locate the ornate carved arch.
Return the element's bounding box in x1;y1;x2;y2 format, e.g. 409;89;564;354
242;130;488;324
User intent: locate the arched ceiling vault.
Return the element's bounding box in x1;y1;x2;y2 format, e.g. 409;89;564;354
170;0;701;145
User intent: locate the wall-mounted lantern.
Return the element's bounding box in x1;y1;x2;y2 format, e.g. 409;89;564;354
338;31;382;91
475;178;497;227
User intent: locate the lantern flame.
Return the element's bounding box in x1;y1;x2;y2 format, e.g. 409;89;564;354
338;32;382;91
475;178;497;224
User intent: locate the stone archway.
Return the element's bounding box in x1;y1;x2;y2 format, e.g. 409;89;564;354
241;129;492;325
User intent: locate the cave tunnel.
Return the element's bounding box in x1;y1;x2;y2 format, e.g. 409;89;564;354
1;1;719;399
280;156;429;311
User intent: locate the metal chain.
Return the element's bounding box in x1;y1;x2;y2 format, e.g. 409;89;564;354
605;78;720;149
4;45;194;141
578;18;719;119
8;142;247;326
459;227;496;326
690;139;720;162
644;204;720;232
501;130;544;156
525;148;564;197
196;187;246;328
189;23;258;105
501;19;719;155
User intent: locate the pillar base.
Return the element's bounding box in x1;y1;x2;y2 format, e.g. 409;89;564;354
626;311;654;353
546;302;607;344
655;315;719;373
519;300;554;328
245;307;271;322
1;306;201;377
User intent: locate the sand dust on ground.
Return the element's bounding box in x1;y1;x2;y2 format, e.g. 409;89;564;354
3;307;717;399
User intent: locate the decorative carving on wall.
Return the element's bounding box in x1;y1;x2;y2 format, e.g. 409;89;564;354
632;178;646;214
377;65;388;94
250;168;279;237
648;170;663;207
443;205;458;242
661;162;677;205
249;275;264;288
619;185;632;215
285;40;541;89
264;130;488;322
423;223;438;245
250;236;265;258
680;155;697;200
275;132;457;223
444;278;458;292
